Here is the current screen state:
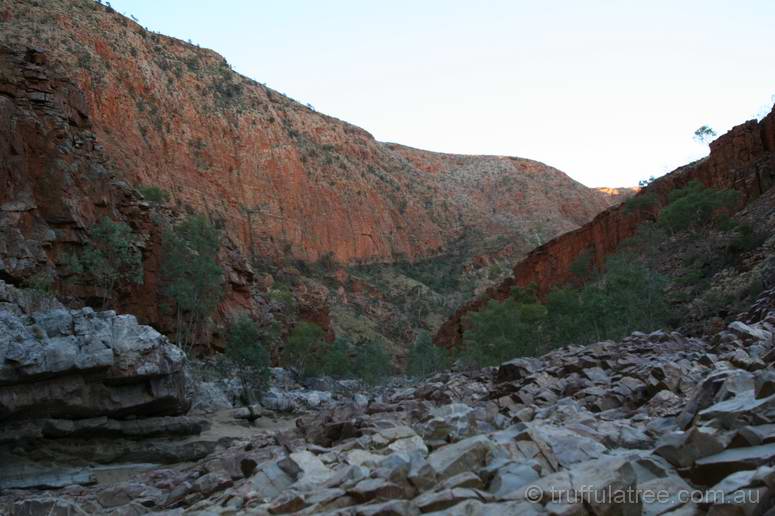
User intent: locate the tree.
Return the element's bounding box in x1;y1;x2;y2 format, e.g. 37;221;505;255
69;217;143;307
461;288;547;368
282;321;326;377
320;336;354;378
406;330;448;378
224;314;271;406
352;341;393;385
161;214;223;351
693;125;717;144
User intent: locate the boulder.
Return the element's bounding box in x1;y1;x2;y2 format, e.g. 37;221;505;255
496;358;539;384
427;435;499;480
692;442;775;486
0;288;188;421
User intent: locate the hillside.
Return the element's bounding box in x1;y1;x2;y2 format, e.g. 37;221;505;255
437;107;775;348
0;0;606;264
0;0;611;353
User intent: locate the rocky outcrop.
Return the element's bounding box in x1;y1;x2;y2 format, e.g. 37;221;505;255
3;289;775;514
0;280;189;421
437;107;775;348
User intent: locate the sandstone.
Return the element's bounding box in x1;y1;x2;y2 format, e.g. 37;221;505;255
427;435;499;481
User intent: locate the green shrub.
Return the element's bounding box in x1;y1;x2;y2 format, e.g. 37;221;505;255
623;192;657;214
352;341;393;385
658;181;740;233
283;321;326;377
461;288;547;368
406;330;448;378
728;224;766;254
461;254;670;364
569;251;594;282
69;217;143;306
24;270;54;295
162;214;223;350
224;314;271;404
320;337;354;378
138;185;170;204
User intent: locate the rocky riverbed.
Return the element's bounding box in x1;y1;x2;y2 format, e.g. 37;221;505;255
2;280;775;514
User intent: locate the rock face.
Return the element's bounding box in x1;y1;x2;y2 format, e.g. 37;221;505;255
0;0;607;270
3;289;775;514
0;280;188;421
437;106;775;348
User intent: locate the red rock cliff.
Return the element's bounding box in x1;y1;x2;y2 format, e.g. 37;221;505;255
0;0;608;268
435;108;775;348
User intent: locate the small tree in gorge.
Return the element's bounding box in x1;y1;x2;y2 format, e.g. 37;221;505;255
68;217;143;307
161;214;223;351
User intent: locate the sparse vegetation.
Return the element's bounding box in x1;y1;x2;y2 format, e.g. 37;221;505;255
693;125;717;144
67;217;143;307
138;185;170;204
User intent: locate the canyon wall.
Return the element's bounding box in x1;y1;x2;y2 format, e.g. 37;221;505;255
1;0;608;268
436;108;775;348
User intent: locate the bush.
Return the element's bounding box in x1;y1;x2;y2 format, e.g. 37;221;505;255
162;214;223;350
69;217;142;306
461;288;547;368
728;224;766;254
623;192;657;214
319;336;354;378
461;254;670;364
658;181;740;234
406;330;448;378
352;341;393;385
224;315;271;404
138;185;170;204
282;321;326;377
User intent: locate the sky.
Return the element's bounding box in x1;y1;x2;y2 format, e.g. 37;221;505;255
110;0;775;187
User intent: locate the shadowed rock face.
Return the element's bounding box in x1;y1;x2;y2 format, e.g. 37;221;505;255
436;107;775;349
0;280;189;421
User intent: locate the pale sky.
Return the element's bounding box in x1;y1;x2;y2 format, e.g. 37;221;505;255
111;0;775;187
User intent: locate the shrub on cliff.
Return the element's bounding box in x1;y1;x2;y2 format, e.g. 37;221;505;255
658;181;740;234
282;321;326;377
161;214;223;350
224;314;271;404
68;217;143;307
138;185;170;204
623;192;658;214
407;330;449;378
